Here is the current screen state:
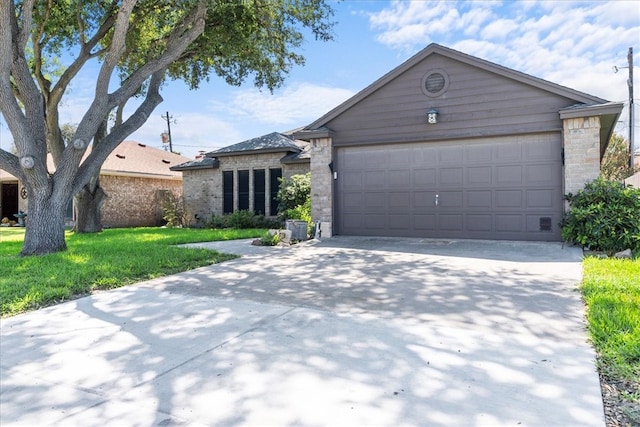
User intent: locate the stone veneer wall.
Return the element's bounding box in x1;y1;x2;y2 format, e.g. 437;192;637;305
562;116;602;196
309;137;333;236
100;175;183;228
181;152;310;225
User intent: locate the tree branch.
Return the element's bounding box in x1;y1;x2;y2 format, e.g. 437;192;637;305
0;149;24;183
109;1;207;107
71;68;166;194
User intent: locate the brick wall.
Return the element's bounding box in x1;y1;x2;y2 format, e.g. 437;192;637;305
180;153;310;224
562;116;601;195
100;175;183;227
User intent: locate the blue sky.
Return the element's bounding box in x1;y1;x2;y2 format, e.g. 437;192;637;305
1;0;639;158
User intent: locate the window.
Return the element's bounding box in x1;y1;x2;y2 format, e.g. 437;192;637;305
223;171;234;214
253;169;265;215
270;168;282;215
238;170;249;211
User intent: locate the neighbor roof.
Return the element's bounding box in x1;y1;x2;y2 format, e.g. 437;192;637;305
1;141;189;182
100;141;191;178
305;43;611;131
207;132;303;157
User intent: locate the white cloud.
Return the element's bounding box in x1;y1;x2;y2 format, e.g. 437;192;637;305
366;0;639;106
216;82;355;126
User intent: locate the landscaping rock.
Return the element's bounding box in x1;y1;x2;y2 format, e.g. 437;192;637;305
613;249;632;259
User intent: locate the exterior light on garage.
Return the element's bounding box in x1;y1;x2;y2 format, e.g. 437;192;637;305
427;108;439;124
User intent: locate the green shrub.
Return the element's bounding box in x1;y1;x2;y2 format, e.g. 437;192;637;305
561;177;640;255
276;173;310;214
162;192;186;228
208;211;283;230
260;230;280;246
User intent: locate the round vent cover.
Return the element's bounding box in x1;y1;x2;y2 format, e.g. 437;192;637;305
421;69;449;97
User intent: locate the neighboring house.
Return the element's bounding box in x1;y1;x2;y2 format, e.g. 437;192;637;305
175;43;624;242
625;151;640;187
0;141;190;227
171;132;309;224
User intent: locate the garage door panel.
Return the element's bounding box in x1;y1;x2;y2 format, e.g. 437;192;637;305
389;192;410;209
525;137;558;160
468;214;492;231
364;192;385;208
343;192;363;209
439;168;463;186
364;150;387;168
414;214;436;230
495;214;523;232
364;214;386;229
526;189;554;208
467;190;492;208
411;147;438;166
527;164;561;185
389;215;410;229
364;171;385;188
439;214;464;231
336;135;562;241
467;167;492;186
415;191;437;207
414;169;437;187
438;191;463;208
439;146;464;163
496;190;523;208
388;149;412;167
342;171;363;190
495;143;522;162
388;170;411;188
496;165;523;184
466;144;493;162
343;214;363;229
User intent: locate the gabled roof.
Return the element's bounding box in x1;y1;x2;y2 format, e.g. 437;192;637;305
306;43;609;130
1;141;189;182
100;141;191;178
207;132;302;157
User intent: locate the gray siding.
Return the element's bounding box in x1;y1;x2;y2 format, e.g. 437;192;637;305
325;54;577;147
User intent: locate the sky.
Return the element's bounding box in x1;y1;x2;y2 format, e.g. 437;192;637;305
0;0;639;159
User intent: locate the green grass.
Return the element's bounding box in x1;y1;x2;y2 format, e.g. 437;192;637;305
582;256;640;420
0;227;264;317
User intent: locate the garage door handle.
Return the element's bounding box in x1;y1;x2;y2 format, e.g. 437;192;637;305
435;194;439;206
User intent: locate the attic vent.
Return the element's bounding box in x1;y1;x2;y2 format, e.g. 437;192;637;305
138;143;146;147
421;69;449;98
116;154;125;159
161;159;170;164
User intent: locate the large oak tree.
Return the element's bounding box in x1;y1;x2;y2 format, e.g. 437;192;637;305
0;0;334;255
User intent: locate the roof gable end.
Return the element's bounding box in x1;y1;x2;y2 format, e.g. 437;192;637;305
306;43;607;130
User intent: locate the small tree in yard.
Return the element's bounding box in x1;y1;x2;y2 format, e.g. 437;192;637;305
561;177;640;256
0;0;334;256
601;133;634;181
276;172;311;216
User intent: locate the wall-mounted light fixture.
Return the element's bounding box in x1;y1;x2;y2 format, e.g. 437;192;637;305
427;108;439;124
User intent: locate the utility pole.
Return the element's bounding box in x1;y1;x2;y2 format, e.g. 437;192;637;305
614;47;635;170
628;47;634;170
161;111;174;153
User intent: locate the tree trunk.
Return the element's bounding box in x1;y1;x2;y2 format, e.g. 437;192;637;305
20;194;67;256
74;182;106;233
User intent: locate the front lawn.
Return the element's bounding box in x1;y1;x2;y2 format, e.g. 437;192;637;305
582;256;640;425
0;227;264;317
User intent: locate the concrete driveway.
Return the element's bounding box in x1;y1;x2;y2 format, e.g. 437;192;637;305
0;237;603;426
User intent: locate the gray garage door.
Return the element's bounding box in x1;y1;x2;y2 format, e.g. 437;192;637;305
335;134;563;241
